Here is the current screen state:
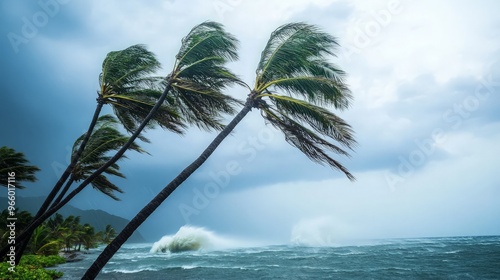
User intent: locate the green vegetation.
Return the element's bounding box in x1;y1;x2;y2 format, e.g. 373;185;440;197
0;210;115;254
0;209;117;277
0;146;40;189
0;254;65;280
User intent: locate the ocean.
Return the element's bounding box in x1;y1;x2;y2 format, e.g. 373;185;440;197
57;228;500;279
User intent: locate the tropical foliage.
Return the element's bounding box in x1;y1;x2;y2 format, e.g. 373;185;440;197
0;210;114;255
99;224;117;244
166;21;243;131
98;44;184;140
52;114;148;206
0;146;40;189
247;22;356;179
0;255;65;280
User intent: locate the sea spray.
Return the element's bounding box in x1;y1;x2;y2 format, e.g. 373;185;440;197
150;226;251;253
290;217;347;246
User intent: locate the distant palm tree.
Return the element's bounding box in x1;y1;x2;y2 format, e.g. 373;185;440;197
83;22;356;279
57;215;81;252
6;21;242;261
0;146;40;189
100;225;117;244
79;224;98;251
29;225;60;255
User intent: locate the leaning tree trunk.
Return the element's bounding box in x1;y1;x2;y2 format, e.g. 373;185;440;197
82;97;255;279
7;101;104;264
49;175;76;209
40;101;104;214
4;85;172;261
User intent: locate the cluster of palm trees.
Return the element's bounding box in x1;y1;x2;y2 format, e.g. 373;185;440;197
2;21;356;279
0;210;116;256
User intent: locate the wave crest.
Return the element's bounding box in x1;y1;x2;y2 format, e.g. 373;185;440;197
150;226;257;253
150;226;216;253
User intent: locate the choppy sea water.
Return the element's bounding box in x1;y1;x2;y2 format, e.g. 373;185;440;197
57;235;500;279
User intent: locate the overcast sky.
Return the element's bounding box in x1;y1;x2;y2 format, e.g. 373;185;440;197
1;0;499;243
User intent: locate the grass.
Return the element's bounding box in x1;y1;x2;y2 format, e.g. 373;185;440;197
0;254;65;280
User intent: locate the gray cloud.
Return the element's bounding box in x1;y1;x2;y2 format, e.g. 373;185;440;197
1;0;499;242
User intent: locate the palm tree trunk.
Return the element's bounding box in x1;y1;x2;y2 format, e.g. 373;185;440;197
8;102;104;264
82;96;255;279
50;175;76;209
6;84;173;258
40;101;104;217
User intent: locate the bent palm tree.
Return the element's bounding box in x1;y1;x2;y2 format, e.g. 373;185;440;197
8;21;242;261
51;114;147;207
83;22;356;279
0;146;40;189
13;114;148;262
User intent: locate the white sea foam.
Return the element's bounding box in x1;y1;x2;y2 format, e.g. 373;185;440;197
150;225;250;253
103;267;159;274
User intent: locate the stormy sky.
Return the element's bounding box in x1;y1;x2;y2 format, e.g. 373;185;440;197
1;0;499;243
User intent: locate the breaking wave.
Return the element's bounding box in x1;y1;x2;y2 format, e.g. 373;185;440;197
150;226;246;253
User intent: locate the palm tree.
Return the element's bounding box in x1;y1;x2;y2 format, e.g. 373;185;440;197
80;224;99;251
13;114;148;262
56;215;82;252
51;114;147;207
83;22;356;279
99;225;117;244
0;146;40;189
28;225;60;255
6;21;241;260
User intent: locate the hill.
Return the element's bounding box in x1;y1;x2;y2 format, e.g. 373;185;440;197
0;196;146;243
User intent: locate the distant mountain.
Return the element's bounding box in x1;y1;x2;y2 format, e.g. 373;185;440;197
0;196;146;243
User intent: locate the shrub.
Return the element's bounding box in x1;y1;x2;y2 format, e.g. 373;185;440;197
0;255;65;279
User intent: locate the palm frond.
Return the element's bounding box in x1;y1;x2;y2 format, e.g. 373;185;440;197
70;115;147;199
169;21;244;131
250;22;356;180
0;146;40;189
262;94;356;148
90;175;124;201
262;108;355;181
100;44;161;92
254;22;351;109
175;21;238;69
99;45;185;137
109;95;185;137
